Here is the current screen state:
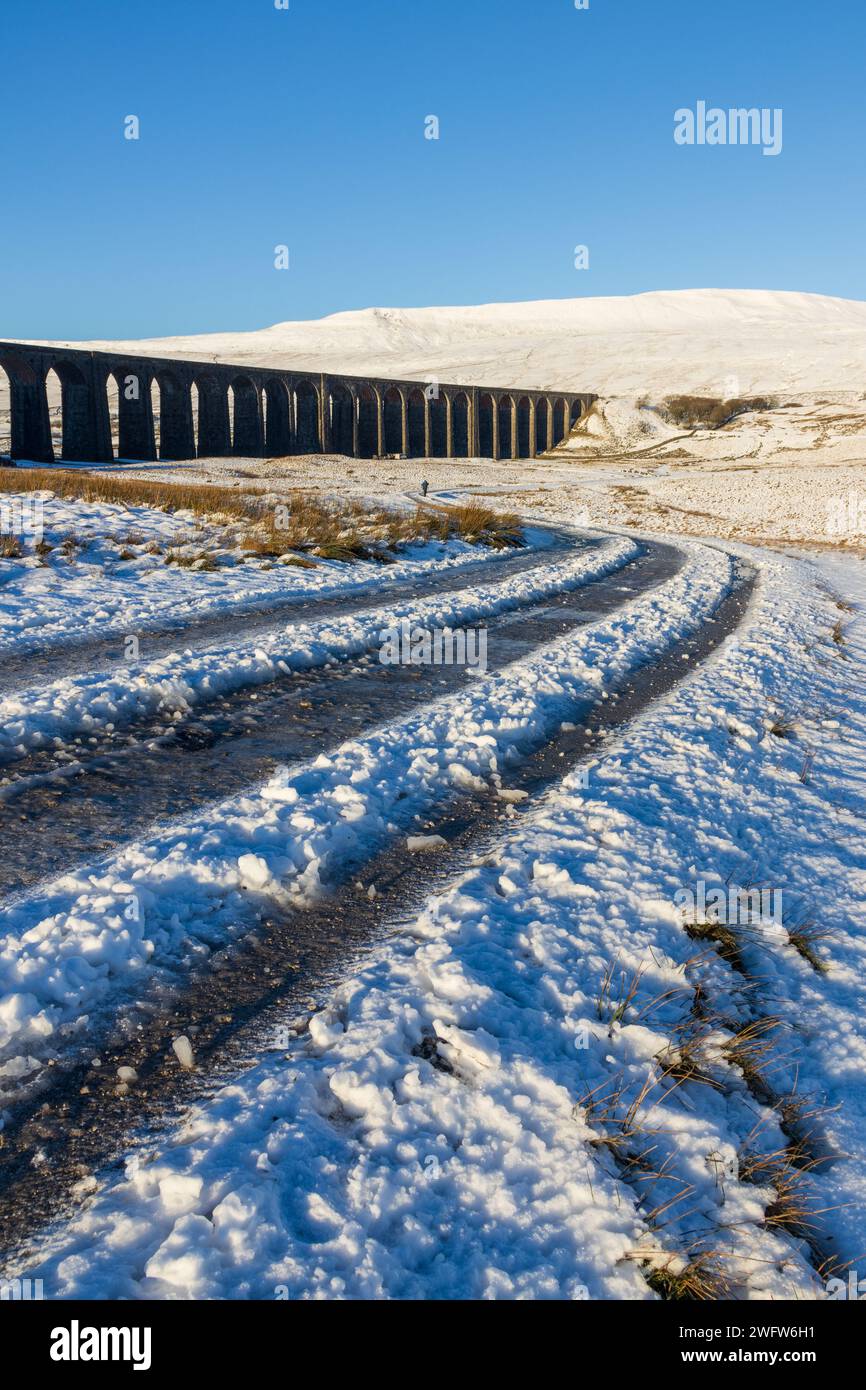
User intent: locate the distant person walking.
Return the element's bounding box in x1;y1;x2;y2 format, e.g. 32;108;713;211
420;480;429;497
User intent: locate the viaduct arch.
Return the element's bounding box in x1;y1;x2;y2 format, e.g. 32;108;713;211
0;341;594;467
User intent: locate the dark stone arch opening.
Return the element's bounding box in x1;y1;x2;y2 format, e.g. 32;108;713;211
478;394;494;458
407;389;427;458
264;381;291;457
429;395;447;457
226;383;235;450
230;376;263;456
329;384;355;456
553;399;567;446
498;396;514;461
1;352;53;463
357;384;379;458
383;387;404;455
189;383;199;454
570;400;582;430
535;398;550;454
294;379;321;453
452;392;470;457
516;397;531;458
111;365;156;461
157;371;195;460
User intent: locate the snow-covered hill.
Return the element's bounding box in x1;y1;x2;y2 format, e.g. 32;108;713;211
33;288;866;396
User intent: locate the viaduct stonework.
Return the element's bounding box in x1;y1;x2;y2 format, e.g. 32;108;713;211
0;341;594;465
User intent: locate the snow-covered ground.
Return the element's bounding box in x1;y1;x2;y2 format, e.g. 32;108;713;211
104;431;864;552
7;538;865;1301
0;492;526;656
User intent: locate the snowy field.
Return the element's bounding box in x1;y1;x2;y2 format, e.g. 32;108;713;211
92;428;866;553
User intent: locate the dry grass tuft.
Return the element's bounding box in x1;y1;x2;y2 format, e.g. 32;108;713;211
656;1038;722;1092
659;395;778;430
165;549;218;571
763;1169;825;1244
642;1253;730;1301
280;554;318;570
0;465;268;520
769;715;796;739
786;918;831;974
723;1017;782;1101
596;960;644;1028
684;918;746;975
432;501;524;549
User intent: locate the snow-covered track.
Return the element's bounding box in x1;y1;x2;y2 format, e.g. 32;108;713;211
0;527;582;696
0;536;651;895
0;545;753;1263
0;532;630;765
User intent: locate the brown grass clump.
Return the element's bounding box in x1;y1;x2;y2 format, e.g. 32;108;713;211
165;549;218;571
280;554;318;570
434;502;524;549
0;467;523;563
769;715;796;739
684;918;746;975
763;1169;824;1244
659;396;778;430
0;465;267;520
642;1253;729;1301
786;918;831;974
722;1017;782;1101
656;1038;722;1092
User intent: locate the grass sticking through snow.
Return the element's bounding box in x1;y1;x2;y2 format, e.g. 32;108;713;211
0;467;523;564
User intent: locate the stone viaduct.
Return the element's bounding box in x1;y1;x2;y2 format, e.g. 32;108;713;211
0;341;594;465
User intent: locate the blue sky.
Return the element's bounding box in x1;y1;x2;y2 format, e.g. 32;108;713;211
1;0;863;338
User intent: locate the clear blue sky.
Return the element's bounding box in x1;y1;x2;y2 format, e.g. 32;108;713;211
1;0;863;339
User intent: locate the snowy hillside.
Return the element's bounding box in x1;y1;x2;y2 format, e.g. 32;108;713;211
29;289;866;396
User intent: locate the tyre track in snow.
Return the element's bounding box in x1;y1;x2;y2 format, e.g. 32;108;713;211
0;529;581;695
0;541;675;900
0;558;755;1263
